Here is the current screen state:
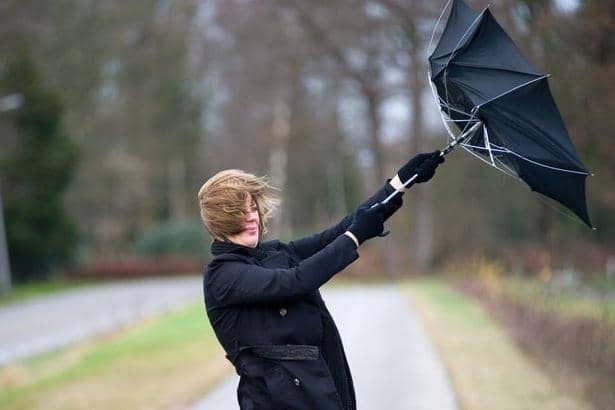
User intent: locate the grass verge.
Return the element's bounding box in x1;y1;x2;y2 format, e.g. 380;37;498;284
402;278;590;410
498;275;615;323
457;276;614;409
0;301;232;409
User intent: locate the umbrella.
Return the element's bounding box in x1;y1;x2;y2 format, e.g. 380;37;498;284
380;0;593;229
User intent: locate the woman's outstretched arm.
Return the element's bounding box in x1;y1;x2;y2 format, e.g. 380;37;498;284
285;151;444;260
206;203;388;306
285;178;402;260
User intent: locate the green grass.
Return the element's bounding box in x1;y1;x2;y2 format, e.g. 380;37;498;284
403;278;589;410
0;300;230;410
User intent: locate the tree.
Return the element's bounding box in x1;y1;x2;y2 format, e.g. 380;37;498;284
0;50;78;282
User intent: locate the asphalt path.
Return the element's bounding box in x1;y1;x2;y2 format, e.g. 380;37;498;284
192;284;457;410
0;275;202;366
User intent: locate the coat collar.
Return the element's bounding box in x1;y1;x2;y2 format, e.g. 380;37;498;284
210;239;271;260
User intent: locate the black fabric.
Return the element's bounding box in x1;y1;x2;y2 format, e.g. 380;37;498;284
430;0;480;78
320;304;355;410
380;180;404;221
428;0;593;227
348;203;386;244
210;239;272;261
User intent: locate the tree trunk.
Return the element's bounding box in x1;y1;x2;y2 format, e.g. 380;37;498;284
268;86;293;239
168;156;187;220
365;88;385;188
0;188;11;296
328;78;347;217
407;35;433;271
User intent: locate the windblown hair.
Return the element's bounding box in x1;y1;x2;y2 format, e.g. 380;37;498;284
197;169;281;241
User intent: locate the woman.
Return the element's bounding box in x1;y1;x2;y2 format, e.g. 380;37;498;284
198;151;443;410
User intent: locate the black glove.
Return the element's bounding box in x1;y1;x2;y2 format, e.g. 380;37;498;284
348;203;386;245
396;150;445;185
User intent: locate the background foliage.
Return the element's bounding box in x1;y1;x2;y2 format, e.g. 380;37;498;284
0;0;613;278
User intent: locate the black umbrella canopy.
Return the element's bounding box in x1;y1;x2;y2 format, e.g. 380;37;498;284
428;0;593;228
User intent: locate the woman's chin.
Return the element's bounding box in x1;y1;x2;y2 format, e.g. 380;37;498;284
244;231;259;247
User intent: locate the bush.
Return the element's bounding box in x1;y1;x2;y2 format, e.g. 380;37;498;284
133;219;210;257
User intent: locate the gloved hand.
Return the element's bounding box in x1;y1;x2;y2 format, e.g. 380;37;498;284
396;150;445;185
348;203;387;245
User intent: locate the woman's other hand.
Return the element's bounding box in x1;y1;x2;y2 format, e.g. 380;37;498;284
396;150;445;185
347;203;387;245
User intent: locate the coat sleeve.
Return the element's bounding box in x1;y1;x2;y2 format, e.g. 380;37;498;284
287;179;404;260
206;234;359;306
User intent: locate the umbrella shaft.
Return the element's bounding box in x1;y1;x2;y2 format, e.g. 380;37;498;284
379;174;417;205
441;120;482;156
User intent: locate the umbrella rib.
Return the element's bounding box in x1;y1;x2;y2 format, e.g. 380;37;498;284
461;143;517;177
492;106;587;168
483;125;495;165
464;148;593;229
447;62;540;77
461;142;524;178
460;143;508;153
438;100;474;117
488;142;589;175
445;118;475;123
533;192;596;229
469;74;591;175
443;7;488;119
444;7;488;69
428;69;457;143
477;74;549;109
437;94;473;116
493;156;522;179
427;0;453;56
427;4;483;145
456;106;480;139
460;144;522;181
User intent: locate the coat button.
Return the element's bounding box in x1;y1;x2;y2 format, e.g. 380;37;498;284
293;377;301;386
279;307;287;317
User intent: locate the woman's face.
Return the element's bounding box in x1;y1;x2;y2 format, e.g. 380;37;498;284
226;195;260;248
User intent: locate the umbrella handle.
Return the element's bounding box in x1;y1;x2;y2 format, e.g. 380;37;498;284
386;121;482;203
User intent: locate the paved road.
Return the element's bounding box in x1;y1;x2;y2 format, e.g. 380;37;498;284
192;284;457;410
0;275;202;366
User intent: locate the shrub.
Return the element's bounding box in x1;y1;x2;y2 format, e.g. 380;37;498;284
133;219;210;257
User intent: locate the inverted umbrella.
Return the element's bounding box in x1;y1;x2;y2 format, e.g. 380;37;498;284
380;0;593;229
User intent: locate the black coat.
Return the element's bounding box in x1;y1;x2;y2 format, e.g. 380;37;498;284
203;179;402;410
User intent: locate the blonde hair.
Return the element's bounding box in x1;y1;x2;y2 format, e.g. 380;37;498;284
197;169;281;241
